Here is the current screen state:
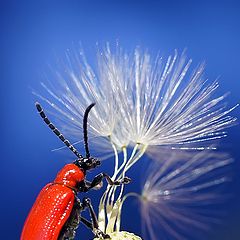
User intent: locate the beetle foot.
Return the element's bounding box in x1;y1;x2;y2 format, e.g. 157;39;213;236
94;229;110;239
113;176;131;186
119;176;131;184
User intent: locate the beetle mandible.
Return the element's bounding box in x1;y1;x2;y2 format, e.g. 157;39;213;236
21;102;131;240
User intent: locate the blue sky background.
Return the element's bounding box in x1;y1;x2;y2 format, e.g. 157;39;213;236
1;0;240;239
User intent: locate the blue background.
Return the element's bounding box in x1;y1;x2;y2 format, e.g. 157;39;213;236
1;0;240;239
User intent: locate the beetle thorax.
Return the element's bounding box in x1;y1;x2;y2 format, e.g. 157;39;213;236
54;163;85;188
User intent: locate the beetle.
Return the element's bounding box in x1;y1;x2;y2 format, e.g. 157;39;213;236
21;102;130;240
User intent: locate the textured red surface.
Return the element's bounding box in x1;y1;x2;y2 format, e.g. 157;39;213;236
21;164;85;240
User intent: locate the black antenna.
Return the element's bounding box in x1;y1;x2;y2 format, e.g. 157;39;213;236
35;102;83;159
83;103;95;158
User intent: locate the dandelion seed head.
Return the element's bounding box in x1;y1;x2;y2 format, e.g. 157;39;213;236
139;148;233;240
35;45;237;157
33;45;238;240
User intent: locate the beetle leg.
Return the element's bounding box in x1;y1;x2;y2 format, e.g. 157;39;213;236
82;197;110;239
88;173;131;190
82;197;99;229
102;173;131;186
80;216;110;239
58;198;82;240
79;216;93;230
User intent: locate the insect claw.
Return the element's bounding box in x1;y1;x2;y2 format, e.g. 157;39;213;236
94;229;110;239
121;176;131;184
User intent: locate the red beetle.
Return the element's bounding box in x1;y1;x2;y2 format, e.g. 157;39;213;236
21;103;130;240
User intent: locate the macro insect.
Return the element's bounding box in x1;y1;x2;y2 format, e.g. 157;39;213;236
21;102;131;240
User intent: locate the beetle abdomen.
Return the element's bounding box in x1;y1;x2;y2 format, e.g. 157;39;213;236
21;183;75;240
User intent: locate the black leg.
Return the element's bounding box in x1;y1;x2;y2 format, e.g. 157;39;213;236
83;173;131;192
58;198;82;240
58;197;110;240
82;197;99;229
82;197;110;239
80;216;93;230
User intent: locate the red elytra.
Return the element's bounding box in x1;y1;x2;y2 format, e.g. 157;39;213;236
21;164;85;240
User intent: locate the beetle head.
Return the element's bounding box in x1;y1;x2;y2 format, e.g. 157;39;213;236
74;156;101;171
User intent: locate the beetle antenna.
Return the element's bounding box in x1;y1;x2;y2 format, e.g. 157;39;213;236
83;103;95;158
35;102;83;159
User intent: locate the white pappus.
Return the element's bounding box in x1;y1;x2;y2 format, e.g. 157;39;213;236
34;44;237;239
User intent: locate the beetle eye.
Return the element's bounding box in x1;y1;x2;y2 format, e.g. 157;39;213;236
85;158;92;165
